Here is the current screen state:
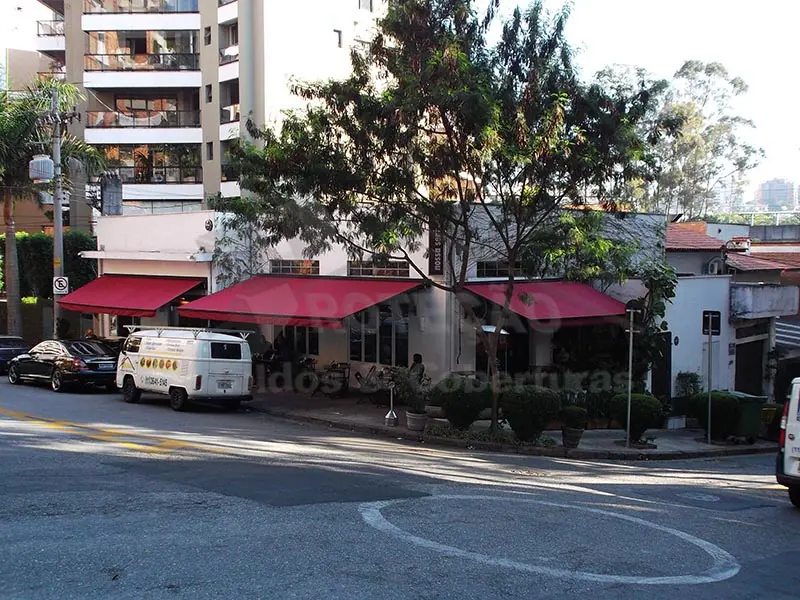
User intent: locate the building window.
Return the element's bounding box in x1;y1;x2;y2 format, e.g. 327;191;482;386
274;325;319;356
476;260;521;278
204;26;211;45
347;260;409;277
100;143;202;184
349;302;409;366
333;29;342;48
206;142;214;161
269;260;320;275
359;0;373;11
205;84;213;103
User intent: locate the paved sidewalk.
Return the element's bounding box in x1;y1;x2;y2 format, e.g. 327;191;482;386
244;392;778;461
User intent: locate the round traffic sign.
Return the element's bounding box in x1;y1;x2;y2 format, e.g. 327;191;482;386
53;276;69;294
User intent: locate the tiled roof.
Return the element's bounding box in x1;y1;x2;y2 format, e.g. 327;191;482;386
750;252;800;268
665;224;725;251
726;253;797;272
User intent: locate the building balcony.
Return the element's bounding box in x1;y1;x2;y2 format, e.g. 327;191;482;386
730;282;800;320
219;45;239;66
108;166;202;185
83;0;199;13
218;0;237;23
220;104;239;124
35;21;66;57
83;53;201;88
85;110;202;144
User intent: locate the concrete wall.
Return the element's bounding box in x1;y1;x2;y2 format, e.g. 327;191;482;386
706;223;750;242
665;276;734;395
95;210;217;255
730;283;800;320
668;251;722;276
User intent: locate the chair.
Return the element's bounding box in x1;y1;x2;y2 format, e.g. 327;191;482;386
355;365;379;404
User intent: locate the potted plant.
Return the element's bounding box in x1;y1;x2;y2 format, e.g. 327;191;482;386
390;367;429;432
559;405;588;449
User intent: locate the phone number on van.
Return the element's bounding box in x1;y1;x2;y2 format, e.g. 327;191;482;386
143;376;169;387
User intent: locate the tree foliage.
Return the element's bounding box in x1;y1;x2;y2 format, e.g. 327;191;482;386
223;0;669;428
596;61;763;218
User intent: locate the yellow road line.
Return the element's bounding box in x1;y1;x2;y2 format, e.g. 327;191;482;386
0;407;237;457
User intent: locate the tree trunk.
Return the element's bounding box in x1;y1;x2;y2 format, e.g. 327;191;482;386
3;191;22;337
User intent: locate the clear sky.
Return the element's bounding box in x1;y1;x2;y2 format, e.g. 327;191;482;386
538;0;800;201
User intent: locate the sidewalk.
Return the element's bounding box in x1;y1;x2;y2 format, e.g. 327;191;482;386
245;392;778;461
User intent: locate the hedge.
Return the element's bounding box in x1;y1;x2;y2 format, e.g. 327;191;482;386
611;393;663;442
502;385;561;442
0;230;96;298
428;375;491;430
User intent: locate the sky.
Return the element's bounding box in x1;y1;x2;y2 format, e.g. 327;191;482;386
537;0;800;201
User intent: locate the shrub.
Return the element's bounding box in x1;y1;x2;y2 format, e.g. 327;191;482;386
687;392;740;439
429;375;490;430
502;385;561;442
585;389;614;424
675;371;703;398
560;405;588;429
610;394;663;442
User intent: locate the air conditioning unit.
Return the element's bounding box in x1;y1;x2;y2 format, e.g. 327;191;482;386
727;237;751;252
706;256;725;275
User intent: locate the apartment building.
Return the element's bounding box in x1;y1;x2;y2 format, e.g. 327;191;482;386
36;0;383;225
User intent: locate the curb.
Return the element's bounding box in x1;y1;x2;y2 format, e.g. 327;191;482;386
247;404;778;461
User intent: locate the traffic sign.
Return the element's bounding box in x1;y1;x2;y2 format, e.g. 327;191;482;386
702;310;721;336
53;276;69;295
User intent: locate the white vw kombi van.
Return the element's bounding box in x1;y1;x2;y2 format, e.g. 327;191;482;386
116;327;253;411
777;378;800;508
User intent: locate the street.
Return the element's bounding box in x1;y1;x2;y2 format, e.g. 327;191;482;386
0;379;798;600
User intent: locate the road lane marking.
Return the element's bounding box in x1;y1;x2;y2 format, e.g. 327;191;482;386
360;494;741;585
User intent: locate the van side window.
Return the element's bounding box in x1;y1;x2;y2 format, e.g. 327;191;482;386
124;336;141;353
210;342;242;360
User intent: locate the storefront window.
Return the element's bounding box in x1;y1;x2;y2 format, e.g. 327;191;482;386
349;302;409;366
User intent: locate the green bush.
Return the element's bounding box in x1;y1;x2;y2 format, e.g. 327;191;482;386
502;385;561;442
675;371;703;397
560;405;588;429
611;394;663;442
687;392;740;440
429;375;490;430
585;389;614;423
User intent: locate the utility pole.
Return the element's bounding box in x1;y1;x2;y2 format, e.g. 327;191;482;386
625;308;641;449
51;88;65;339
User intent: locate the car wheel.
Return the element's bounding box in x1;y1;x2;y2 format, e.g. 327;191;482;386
51;370;65;393
122;376;141;404
169;387;189;412
7;365;21;385
789;486;800;509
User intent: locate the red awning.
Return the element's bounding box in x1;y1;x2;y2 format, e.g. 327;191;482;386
178;275;423;328
58;275;205;317
464;281;626;324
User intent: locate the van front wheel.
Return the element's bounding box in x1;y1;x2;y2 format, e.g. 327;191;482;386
789;486;800;509
169;387;189;412
122;376;141;404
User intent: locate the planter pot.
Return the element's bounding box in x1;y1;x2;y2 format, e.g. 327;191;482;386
665;415;686;430
406;411;428;432
561;426;584;449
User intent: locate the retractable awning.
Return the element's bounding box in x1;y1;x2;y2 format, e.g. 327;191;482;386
178;275;424;328
464;280;626;325
58;275;205;318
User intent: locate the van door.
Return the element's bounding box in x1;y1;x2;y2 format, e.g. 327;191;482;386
207;341;248;396
784;382;800;477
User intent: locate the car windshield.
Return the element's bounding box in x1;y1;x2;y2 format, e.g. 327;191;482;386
66;341;114;357
0;337;25;348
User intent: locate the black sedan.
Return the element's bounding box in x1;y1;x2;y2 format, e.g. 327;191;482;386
0;336;28;374
7;340;118;393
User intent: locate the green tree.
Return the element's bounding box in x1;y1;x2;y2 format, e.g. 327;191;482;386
0;77;105;337
221;0;666;428
596;61;763;218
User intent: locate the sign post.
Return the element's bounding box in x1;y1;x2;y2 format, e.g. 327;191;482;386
702;310;721;444
625;308;641;448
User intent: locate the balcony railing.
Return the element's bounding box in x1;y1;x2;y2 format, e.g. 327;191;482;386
219;45;239;65
85;53;199;71
37;20;65;36
84;0;199;13
111;166;202;184
220;104;240;124
87;110;201;128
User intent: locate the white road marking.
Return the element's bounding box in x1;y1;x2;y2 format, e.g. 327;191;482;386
360;494;741;585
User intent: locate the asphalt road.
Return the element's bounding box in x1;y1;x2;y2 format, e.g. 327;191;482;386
0;379;798;600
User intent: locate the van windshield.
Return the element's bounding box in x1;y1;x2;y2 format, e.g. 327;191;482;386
210;342;242;360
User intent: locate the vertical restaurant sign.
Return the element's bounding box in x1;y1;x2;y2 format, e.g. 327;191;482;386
428;226;444;275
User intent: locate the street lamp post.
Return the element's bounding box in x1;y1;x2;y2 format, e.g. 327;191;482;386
625;308;642;449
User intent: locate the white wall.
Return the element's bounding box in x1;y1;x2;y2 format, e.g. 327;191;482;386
96;210;218;255
668;251;721;276
706;223;750;242
665;276;735;395
81;14;202;31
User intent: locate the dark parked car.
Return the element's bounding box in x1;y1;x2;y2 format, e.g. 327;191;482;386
0;336;28;374
7;339;118;393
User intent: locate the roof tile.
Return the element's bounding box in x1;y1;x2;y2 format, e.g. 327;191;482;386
666;224;724;251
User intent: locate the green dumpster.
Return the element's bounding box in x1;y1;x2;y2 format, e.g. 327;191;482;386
728;391;768;441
